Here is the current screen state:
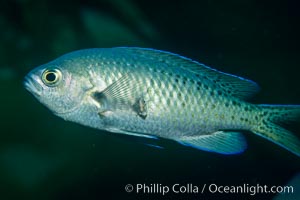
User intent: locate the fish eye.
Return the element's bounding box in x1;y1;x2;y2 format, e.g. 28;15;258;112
42;68;62;87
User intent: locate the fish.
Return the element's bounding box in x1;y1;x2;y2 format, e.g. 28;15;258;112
23;47;300;156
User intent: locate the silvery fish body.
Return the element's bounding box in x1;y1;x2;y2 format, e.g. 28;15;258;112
24;47;300;156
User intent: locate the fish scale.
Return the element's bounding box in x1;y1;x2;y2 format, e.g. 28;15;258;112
98;56;251;136
24;47;300;157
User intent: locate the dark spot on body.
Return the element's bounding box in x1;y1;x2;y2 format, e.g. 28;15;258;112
167;99;171;105
185;96;189;101
150;79;155;85
178;93;183;100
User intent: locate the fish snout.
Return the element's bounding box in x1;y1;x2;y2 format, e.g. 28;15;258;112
23;74;42;96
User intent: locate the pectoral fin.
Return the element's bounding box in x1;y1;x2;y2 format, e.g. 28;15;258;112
92;74;148;119
177;131;247;155
92;74;136;110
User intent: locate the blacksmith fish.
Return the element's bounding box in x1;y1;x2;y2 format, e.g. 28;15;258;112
23;47;300;156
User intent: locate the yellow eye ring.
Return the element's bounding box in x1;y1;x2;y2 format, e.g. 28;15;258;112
42;68;62;87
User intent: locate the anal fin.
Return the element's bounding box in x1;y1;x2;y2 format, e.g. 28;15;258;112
106;127;158;139
178;131;247;155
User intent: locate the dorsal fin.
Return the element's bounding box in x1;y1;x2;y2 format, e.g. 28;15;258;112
116;47;260;100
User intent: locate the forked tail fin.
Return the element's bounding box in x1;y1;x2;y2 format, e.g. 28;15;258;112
252;105;300;157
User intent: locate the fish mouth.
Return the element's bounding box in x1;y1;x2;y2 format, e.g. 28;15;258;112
23;74;42;97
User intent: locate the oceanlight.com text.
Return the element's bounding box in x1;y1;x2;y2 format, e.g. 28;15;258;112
124;183;293;196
